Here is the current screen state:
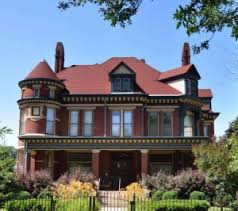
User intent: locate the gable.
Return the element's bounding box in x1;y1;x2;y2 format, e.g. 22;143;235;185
110;62;135;75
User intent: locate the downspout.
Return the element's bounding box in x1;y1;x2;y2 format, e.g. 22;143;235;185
24;140;28;175
104;98;107;137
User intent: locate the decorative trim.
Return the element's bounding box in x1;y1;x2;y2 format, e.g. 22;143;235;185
21;136;209;150
18;98;61;107
19;78;64;89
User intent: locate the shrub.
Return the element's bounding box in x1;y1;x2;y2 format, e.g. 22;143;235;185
53;179;96;198
173;169;215;199
18;170;52;196
214;193;233;207
152;190;164;200
5;199;51;211
162;191;178;200
123;182;145;198
57;168;94;185
0;191;32;207
151;200;210;211
190;191;206;200
140;171;173;191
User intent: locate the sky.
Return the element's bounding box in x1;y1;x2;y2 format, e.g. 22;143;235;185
0;1;237;146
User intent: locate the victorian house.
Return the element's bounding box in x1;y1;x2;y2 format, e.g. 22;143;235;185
17;42;219;189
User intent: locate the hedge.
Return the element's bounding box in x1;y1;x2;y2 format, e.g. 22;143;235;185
136;200;210;211
4;199;51;211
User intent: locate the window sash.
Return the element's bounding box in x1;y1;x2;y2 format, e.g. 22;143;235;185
19;109;26;135
49;89;55;98
148;112;158;136
69;111;79;137
83;111;93;136
46;108;55;135
33;88;40;98
163;112;172;136
184;114;194;137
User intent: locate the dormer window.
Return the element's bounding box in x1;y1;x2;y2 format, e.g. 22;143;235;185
112;77;133;92
110;63;135;92
186;79;198;96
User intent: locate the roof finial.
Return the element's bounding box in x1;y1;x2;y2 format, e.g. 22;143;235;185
182;42;190;66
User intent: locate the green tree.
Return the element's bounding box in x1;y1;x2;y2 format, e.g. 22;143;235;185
58;0;238;54
227;117;238;173
0;125;18;194
192;142;238;196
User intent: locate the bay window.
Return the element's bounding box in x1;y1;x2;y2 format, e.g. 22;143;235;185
148;112;158;136
46;107;55;135
69;111;79;137
163;112;173;136
83;111;93;136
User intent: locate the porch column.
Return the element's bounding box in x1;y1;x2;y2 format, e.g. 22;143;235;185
30;150;37;175
92;150;100;179
141;150;149;176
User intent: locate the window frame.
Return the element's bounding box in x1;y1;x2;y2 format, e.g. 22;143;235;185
184;113;195;137
123;110;133;137
162;112;173;137
19;108;27;135
31;107;40;116
33;87;40;98
111;110;133;137
112;75;134;92
148;111;159;136
83;110;93;137
46;107;56;135
49;89;55;98
69;110;79;137
111;110;121;137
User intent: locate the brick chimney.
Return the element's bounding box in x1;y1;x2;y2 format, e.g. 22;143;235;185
182;42;190;66
55;42;65;73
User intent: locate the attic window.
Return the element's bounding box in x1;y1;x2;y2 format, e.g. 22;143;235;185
112;77;133;92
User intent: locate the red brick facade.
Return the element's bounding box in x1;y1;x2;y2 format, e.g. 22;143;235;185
16;42;219;188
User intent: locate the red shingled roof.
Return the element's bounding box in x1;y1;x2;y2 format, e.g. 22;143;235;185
158;64;193;80
57;57;182;95
198;89;213;98
25;60;60;81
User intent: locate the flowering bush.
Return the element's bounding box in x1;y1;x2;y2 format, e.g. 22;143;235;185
173;169;215;199
140;171;173;191
123;182;145;199
56;168;94;185
53;179;96;198
18;170;52;196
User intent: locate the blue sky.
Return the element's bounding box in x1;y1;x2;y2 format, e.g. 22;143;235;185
0;1;237;146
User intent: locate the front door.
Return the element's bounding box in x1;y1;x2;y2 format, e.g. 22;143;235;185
111;152;135;189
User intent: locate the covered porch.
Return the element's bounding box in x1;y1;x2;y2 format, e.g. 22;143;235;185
22;148;194;189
